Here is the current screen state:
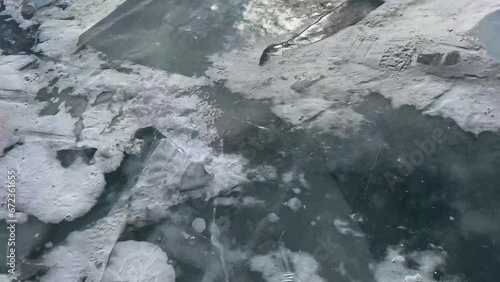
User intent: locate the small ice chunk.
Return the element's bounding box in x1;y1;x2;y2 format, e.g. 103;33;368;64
299;173;310;189
267;213;280;222
287;197;302;211
242;196;264;206
210;4;218;11
99;147;114;158
15;212;29;224
292;188;301;194
281;170;294;183
338;262;347;276
191;218;206;233
405;273;423;282
214;196;262;207
214;197;236;206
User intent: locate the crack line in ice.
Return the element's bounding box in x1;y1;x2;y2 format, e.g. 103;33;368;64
210;207;230;282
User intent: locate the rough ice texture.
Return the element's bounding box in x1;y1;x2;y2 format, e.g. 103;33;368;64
102;241;175;282
236;0;345;43
40;210;127;282
333;218;365;237
208;0;500;136
0;0;133;224
236;0;305;40
1;1;243;277
0;0;247;225
2;0;34;29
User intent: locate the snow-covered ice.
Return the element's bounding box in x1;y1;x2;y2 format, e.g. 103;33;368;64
102;241;175;282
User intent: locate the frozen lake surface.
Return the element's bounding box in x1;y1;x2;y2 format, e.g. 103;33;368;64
1;0;500;281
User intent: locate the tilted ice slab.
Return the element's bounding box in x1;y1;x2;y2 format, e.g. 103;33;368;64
72;0;362;75
40;210;127;282
207;0;500;136
0;0;249;281
236;0;342;42
0;51;129;223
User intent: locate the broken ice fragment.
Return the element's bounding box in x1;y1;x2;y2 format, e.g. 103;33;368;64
191;217;207;233
102;241;175;282
404;273;423;282
469;10;500;61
